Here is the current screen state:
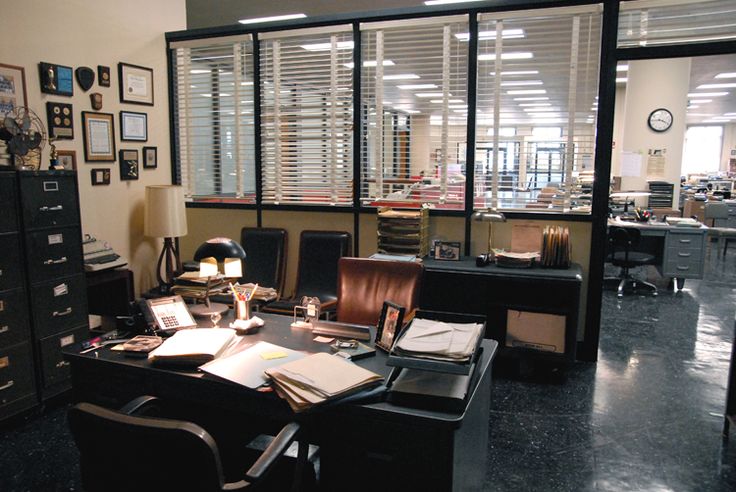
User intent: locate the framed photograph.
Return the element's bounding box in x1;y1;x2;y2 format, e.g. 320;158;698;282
119;149;139;181
56;150;76;170
0;63;27;114
118;62;154;106
120;111;147;141
38;62;73;97
375;301;406;352
142;146;157;169
434;241;461;261
90;168;111;186
82;112;116;162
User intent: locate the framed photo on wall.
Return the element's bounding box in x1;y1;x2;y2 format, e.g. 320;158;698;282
142;146;157;169
118;62;154;105
82;111;116;162
56;150;76;170
90;168;111;186
120;111;147;141
0;63;27;114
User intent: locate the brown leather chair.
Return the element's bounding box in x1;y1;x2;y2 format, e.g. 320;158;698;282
336;257;424;326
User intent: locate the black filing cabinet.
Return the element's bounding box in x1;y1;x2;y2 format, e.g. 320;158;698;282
0;171;36;420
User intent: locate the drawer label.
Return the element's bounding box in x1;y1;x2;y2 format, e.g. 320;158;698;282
48;233;64;245
43;181;59;192
60;334;75;347
0;356;8;369
53;283;69;297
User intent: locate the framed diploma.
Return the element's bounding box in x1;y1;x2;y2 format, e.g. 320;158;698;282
118;62;153;106
0;63;28;114
82;111;116;162
120;111;147;141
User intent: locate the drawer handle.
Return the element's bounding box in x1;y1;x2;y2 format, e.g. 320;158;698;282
39;205;63;212
678;252;691;257
53;307;72;317
55;361;70;369
44;257;68;265
0;380;14;392
677;266;690;271
0;325;8;334
679;239;692;244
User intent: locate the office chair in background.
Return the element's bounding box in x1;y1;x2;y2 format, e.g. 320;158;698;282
605;226;657;297
704;202;736;256
68;395;310;492
336;257;424;326
240;227;288;298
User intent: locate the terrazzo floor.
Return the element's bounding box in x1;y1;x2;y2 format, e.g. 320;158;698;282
1;245;736;491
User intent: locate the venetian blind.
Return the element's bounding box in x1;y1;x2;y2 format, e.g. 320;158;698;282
171;35;256;203
259;26;354;206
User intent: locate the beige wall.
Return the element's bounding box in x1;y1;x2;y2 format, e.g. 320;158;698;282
0;0;187;295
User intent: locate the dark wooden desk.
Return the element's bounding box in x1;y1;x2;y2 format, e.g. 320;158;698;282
420;258;582;362
63;312;497;491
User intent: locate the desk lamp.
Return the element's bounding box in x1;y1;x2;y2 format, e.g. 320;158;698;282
144;185;188;294
189;238;246;319
472;208;507;253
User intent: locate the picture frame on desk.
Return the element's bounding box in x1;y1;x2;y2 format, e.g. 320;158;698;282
435;241;461;261
376;301;405;352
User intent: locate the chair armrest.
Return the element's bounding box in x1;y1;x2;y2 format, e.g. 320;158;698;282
244;422;301;482
119;395;161;416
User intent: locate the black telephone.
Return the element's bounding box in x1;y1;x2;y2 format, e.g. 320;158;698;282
118;296;197;336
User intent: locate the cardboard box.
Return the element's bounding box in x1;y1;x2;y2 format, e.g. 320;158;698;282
506;309;565;353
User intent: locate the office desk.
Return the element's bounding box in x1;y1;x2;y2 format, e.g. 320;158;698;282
420;259;582;363
63;313;497;491
608;219;708;289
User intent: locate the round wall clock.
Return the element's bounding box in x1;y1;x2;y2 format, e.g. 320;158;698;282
647;108;673;132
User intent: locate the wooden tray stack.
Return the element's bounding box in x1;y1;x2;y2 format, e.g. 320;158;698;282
377;207;429;257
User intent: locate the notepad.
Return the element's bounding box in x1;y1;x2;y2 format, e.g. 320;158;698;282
148;328;237;367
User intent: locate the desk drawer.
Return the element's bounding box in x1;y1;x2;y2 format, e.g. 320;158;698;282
19;174;79;229
39;326;88;389
31;275;88;338
25;227;83;284
664;254;703;277
667;232;704;250
0;342;36;409
0;289;30;348
0;233;23;292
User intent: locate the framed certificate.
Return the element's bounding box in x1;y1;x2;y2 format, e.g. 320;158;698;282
82;112;116;162
0;63;27;114
120;111;147;141
118;62;154;106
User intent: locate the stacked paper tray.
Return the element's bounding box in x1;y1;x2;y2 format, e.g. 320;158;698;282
377;207;429;257
386;310;485;375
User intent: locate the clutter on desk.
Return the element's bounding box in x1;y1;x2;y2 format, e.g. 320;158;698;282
120;335;163;354
329;340;376;361
265;352;384;413
148;328;237;366
665;217;701;227
229;316;264;334
540;225;571;268
232;282;278;302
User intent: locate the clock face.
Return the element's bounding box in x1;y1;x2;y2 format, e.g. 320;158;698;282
648;108;673;132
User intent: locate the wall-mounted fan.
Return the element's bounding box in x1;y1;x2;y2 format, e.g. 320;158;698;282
0;107;46;170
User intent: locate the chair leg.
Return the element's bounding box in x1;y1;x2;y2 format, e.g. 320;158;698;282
725;238;730;257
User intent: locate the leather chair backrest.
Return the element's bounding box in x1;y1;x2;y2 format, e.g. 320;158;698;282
294;231;352;302
68;402;224;492
336;257;424;326
240;227;287;293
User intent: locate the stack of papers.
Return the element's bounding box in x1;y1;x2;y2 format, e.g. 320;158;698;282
265;353;383;413
148;328;237;366
392;318;483;362
236;282;278;302
665;217;701;227
492;250;540;268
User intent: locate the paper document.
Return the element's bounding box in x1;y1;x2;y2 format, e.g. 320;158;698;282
148;328;237;366
393;318;483;362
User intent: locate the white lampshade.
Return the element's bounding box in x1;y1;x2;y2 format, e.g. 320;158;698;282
144;185;188;238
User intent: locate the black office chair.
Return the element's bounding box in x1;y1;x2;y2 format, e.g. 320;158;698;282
68;395;309;492
605;226;657;297
241;227;288;297
262;230;352;318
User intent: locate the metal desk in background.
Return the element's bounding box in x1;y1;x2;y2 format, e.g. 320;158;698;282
607;218;708;290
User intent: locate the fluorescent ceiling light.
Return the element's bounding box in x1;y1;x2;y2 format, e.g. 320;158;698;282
507;89;546;95
478;52;533;61
416;92;452;98
500;80;543;87
687;92;728;97
687;105;700;109
518;103;551;107
425;0;485;4
300;41;354;51
616;77;627;83
492;70;539;76
430;99;464;104
715;73;736;79
725;113;736;116
689;99;712;104
455;29;524;41
344;60;395;68
697;83;736;89
617;64;629;72
239;13;306;24
397;84;437;90
524;107;555;112
513;96;548;101
190;69;211;74
404;110;421;114
241;81;254;86
383;74;420;80
449;104;468;109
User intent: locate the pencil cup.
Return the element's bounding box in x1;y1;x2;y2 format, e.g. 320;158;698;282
235;300;250;320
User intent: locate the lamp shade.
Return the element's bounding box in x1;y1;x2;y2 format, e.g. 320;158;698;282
194;237;246;262
144;185;188;238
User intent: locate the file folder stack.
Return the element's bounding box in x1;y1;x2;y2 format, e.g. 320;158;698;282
392;318;483;363
265;353;384;413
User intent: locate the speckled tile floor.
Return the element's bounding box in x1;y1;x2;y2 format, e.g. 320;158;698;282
2;246;736;491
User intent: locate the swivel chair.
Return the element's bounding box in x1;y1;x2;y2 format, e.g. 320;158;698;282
605;226;657;297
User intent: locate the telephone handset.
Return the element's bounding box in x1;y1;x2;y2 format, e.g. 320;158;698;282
141;295;197;335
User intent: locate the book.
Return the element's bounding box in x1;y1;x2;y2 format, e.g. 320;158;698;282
148;328;237;367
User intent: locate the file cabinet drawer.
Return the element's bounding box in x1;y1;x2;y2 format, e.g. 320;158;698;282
39;325;88;388
0;234;23;292
19;174;79;229
0;342;36;408
0;174;18;233
31;275;88;338
0;289;30;347
25;227;82;284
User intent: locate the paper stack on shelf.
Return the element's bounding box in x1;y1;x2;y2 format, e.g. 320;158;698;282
265;352;383;413
171;272;228;301
492;250;540;268
148;328;237;367
392;318;483;363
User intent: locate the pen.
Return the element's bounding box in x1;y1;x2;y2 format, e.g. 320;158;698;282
247;283;258;302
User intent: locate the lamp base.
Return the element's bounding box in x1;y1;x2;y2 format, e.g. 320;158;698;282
189;302;229;318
